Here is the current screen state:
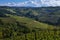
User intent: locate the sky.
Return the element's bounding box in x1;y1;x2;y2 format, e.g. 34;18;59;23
0;0;60;7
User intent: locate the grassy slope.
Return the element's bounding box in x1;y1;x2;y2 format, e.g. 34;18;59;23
0;7;59;30
6;14;55;29
0;15;60;40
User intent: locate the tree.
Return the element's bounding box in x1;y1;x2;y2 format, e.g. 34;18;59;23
2;28;13;38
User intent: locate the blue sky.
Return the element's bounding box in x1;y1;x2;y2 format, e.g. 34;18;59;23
0;0;28;3
0;0;60;7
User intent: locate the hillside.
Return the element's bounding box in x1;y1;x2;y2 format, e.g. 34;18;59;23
0;6;60;40
0;6;60;25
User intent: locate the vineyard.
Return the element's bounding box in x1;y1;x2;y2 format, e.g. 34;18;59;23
0;30;60;40
12;30;60;40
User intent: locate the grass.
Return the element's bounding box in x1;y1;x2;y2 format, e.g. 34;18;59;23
5;14;55;30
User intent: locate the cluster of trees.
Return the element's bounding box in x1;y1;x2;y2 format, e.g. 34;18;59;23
0;18;60;40
0;27;60;40
0;18;31;39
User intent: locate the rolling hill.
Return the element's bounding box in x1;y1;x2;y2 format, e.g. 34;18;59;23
0;6;60;25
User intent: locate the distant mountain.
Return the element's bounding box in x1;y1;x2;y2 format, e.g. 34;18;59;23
0;6;60;25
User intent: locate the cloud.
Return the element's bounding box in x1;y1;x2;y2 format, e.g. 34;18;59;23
0;0;60;7
41;0;60;6
29;0;60;7
26;0;60;7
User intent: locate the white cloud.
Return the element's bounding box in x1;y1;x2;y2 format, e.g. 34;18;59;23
27;0;60;7
29;0;60;7
41;0;60;6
